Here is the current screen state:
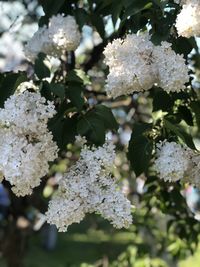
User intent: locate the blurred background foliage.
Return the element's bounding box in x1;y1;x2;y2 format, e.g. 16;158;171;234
1;0;200;266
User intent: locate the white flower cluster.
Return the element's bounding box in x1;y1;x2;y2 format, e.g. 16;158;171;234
0;90;58;196
24;14;81;61
154;141;200;187
153;42;189;92
46;140;132;231
103;34;156;98
175;0;200;38
154;141;191;182
103;34;189;98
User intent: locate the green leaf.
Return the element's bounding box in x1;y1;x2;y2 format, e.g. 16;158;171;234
122;0;152;20
111;2;123;26
40;81;54;101
130;122;152;138
40;81;65;101
75;8;89;30
191;101;200;130
34;53;50;80
66;70;83;84
178;105;193;126
0;72;27;107
66;83;84;111
93;105;118;131
50;115;78;149
128;123;153;176
38;0;65;18
77;114;105;145
153;90;174;112
164;118;196;149
171;37;195;59
77;104;118;145
49;83;65;100
90;14;105;38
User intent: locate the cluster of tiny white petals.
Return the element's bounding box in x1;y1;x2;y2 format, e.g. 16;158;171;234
0;129;57;196
46;140;132;231
103;34;157;98
154;141;191;182
0;91;58;196
0;90;56;135
104;33;189;98
48;14;81;52
155;141;200;187
24;14;81;61
153;42;189;92
175;0;200;38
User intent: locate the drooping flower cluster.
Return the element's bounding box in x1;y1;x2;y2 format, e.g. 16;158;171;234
103;34;157;98
153;42;189;92
0;90;58;196
154;141;200;186
103;33;189;98
154;141;191;182
46;139;132;231
24;14;81;61
175;0;200;38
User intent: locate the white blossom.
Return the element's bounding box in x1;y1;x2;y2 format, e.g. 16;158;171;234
0;90;56;135
103;33;189;98
154;141;200;188
0;91;58;196
24;14;81;61
0;129;57;196
46;140;132;231
103;34;157;98
176;0;200;38
153;42;189;92
48;14;81;52
154;141;191;182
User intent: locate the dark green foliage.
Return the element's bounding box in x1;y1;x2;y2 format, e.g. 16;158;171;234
51;115;78;149
93;105;118;131
77;105;118;145
0;72;27;107
66;84;85;111
38;0;66;17
128;123;153;176
178;105;194;126
34;53;51;79
153;89;174;112
164;118;196;149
